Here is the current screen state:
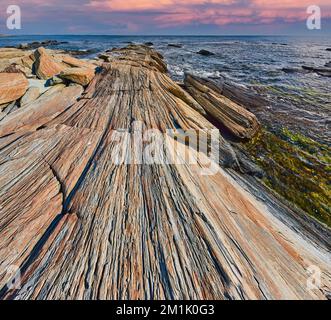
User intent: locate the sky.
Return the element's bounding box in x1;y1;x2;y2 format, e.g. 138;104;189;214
0;0;330;35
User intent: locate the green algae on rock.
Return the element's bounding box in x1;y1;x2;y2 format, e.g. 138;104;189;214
244;128;331;227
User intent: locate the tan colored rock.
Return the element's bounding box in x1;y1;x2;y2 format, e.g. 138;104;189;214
59;67;95;86
33;47;66;80
60;55;96;70
0;72;29;104
20;86;41;107
0;49;34;75
20;53;35;69
0;48;28;59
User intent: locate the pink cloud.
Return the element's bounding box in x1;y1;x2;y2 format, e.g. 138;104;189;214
0;0;330;33
84;0;331;27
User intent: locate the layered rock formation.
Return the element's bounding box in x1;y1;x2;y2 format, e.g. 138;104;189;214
0;45;330;300
184;74;260;139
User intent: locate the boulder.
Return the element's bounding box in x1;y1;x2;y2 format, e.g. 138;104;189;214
197;49;215;56
59;67;95;86
326;48;331;51
144;42;154;46
20;86;41;107
0;72;29;104
33;47;66;79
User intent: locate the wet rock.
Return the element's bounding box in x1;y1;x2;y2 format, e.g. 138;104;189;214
168;44;182;48
59;67;95;86
20;86;41;107
326;48;331;51
18;40;68;50
33;47;66;79
63;49;98;57
144;42;154;46
317;70;331;77
0;72;29;104
98;53;111;62
235;150;264;178
302;65;331;77
325;61;331;68
197;49;215;56
282;67;309;74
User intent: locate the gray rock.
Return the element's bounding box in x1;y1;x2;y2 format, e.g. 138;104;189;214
20;86;41;107
168;44;182;48
302;65;331;77
197;49;215;56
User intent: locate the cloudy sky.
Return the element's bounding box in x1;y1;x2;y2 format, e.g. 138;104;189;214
0;0;330;35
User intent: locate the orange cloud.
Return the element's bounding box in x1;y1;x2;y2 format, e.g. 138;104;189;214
87;0;237;11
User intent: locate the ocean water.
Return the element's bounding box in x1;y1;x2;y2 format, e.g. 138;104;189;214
1;35;330;143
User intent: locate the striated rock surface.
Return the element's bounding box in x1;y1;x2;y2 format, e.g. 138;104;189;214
0;45;330;300
0;72;29;105
185;74;260;139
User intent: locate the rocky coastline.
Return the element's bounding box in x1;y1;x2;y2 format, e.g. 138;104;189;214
0;44;330;300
